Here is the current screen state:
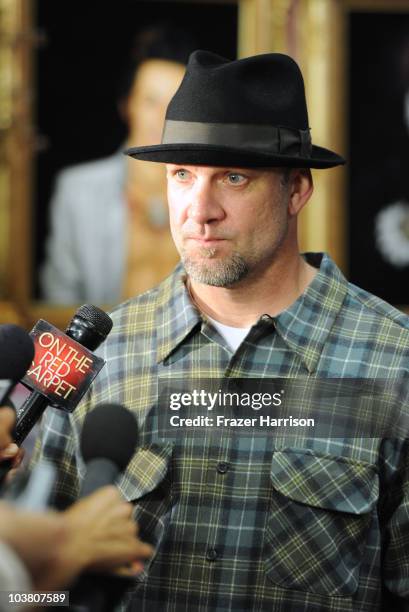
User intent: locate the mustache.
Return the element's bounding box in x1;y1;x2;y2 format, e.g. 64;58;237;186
180;222;233;241
182;231;232;240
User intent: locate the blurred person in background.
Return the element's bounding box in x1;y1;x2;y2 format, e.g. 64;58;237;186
41;24;196;305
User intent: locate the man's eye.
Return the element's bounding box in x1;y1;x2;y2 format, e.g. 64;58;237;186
227;173;246;185
176;169;190;180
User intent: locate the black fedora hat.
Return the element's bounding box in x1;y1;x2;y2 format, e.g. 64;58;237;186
125;50;345;169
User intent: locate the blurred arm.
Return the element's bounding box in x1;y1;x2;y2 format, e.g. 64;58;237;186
0;487;153;592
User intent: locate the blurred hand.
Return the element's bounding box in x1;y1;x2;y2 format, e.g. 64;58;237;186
0;406;16;450
0;406;24;479
62;486;153;577
0;486;154;591
0;443;24;468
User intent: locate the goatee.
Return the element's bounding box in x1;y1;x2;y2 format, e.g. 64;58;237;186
181;250;249;287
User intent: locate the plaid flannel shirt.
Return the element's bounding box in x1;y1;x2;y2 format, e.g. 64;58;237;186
34;252;409;612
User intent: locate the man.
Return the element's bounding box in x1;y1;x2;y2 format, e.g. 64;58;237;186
34;51;409;610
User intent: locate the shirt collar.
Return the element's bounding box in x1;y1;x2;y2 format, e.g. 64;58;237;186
156;253;348;371
273;253;348;373
156;263;201;364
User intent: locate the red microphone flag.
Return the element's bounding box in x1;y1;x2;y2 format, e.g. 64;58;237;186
22;320;105;412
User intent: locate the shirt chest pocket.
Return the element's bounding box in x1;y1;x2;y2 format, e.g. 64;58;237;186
117;443;174;549
264;448;379;597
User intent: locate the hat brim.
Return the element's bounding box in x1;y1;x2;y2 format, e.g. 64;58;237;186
125;143;345;169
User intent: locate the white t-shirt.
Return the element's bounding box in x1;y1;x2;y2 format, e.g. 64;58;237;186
207;315;251;352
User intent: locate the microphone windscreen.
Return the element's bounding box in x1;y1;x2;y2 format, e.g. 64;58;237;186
0;324;35;381
65;304;113;352
73;304;113;339
80;403;138;471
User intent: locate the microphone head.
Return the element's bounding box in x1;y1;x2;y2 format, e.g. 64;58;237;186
0;324;35;381
80;403;138;471
74;305;113;339
66;305;113;351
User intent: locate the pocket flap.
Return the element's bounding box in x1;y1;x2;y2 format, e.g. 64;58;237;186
118;442;173;501
271;448;378;514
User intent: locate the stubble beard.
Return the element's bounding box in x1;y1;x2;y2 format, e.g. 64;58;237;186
181;246;250;287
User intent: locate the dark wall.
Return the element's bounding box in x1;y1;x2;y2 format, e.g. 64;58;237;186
348;12;409;304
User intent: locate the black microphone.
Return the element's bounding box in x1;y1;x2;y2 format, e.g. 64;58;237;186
70;403;138;612
0;324;35;406
80;402;139;497
15;304;113;446
0;305;113;486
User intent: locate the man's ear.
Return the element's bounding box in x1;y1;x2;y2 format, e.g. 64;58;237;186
288;169;313;216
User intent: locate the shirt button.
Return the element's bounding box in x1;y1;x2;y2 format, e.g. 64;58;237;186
216;462;229;474
206;548;218;562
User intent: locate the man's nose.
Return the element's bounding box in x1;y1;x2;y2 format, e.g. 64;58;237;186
188;179;225;225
